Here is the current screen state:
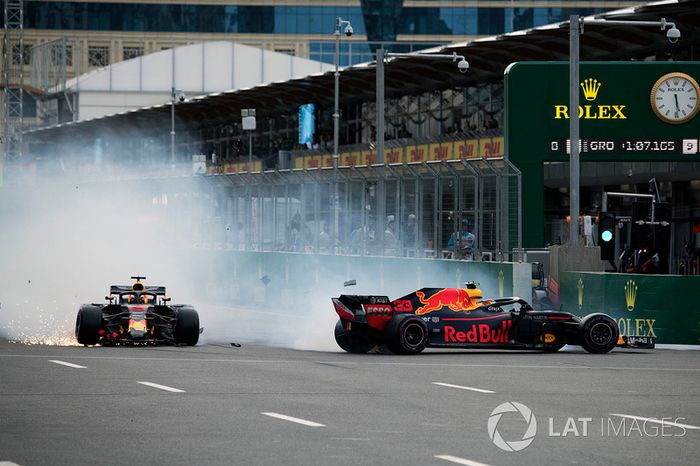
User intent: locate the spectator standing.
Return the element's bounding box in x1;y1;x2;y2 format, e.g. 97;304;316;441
384;215;399;256
350;221;370;255
403;213;417;256
447;218;476;260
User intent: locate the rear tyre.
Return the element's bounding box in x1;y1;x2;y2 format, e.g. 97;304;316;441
75;305;103;345
384;315;428;355
334;320;376;354
578;313;619;354
174;307;200;346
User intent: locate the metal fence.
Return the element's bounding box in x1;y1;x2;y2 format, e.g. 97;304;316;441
201;157;521;261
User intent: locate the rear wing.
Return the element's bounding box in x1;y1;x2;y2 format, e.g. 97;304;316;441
109;285;166;295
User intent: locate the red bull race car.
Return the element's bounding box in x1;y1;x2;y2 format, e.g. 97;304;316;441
75;276;200;346
332;283;654;355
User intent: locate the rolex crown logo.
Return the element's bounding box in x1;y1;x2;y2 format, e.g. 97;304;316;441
577;278;584;309
624;280;637;312
580;78;601;101
498;270;505;297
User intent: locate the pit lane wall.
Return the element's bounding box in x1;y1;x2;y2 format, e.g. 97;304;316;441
560;272;700;345
203;251;530;309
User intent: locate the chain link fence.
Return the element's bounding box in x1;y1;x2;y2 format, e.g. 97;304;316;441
202;155;521;261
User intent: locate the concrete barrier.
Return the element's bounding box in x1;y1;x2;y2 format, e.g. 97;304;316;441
201;250;531;308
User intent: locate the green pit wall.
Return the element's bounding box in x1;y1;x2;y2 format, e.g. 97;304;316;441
560;272;700;345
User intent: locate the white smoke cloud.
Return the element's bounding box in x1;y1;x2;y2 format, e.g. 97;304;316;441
0;163;420;351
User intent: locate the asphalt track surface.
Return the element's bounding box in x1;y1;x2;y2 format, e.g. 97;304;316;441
1;340;699;466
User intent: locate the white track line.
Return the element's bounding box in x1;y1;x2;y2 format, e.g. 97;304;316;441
137;381;185;393
1;462;23;466
432;382;495;394
48;360;86;369
609;414;700;430
1;354;698;373
435;455;493;466
261;412;325;427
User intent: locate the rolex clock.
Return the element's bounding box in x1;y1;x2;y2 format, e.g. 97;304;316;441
650;72;699;124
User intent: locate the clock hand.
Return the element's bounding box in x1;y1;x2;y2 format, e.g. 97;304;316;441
674;93;680;111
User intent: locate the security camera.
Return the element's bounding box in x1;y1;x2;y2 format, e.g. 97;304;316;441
666;26;680;43
457;59;469;73
344;24;353;37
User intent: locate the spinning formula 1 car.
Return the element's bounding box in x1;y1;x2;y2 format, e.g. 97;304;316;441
75;276;200;346
332;283;654;354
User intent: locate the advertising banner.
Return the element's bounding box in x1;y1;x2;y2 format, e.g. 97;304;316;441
561;272;700;344
408;144;429;162
456;139;478;159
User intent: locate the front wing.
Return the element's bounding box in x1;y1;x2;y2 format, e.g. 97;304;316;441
617;335;656;349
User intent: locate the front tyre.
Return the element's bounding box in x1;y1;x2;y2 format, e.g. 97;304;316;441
384;315;428;355
75;305;103;345
174;307;200;346
578;313;619;354
334;320;376;354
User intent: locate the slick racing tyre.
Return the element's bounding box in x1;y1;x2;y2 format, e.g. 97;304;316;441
174;306;200;346
75;305;103;346
578;313;619;354
334;320;376;354
384;315;428;355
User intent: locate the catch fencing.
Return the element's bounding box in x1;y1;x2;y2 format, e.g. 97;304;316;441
202;156;521;261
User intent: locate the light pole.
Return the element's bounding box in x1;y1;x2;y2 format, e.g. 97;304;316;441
332;18;353;253
374;50;468;254
170;87;186;164
375;50;469;164
567;15;680;247
333;17;353;169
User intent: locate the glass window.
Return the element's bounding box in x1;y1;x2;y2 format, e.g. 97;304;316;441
12;43;32;65
275;6;293;35
63;44;73;67
23;92;37;118
477;8;505;35
88;46;109;67
238;6;274;33
224;6;238;33
22;2;610;36
123;46;143;60
512;8;534;31
400;8;454;35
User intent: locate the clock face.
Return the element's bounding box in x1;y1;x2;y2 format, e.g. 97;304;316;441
650;72;700;124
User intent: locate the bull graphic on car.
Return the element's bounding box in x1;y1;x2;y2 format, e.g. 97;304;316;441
332;282;654;355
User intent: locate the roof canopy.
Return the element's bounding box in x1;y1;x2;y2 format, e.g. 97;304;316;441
26;0;700;141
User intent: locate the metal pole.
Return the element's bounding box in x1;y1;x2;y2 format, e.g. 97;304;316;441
332;18;340;168
376;48;385;165
170;87;175;164
248;130;252;168
569;15;580;247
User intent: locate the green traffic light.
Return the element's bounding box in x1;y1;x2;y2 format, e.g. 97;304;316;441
602;230;613;242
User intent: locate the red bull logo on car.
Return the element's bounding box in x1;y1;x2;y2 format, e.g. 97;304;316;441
444;320;512;344
415;288;480;315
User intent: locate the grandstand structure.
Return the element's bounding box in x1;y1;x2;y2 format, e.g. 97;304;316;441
8;1;700;270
